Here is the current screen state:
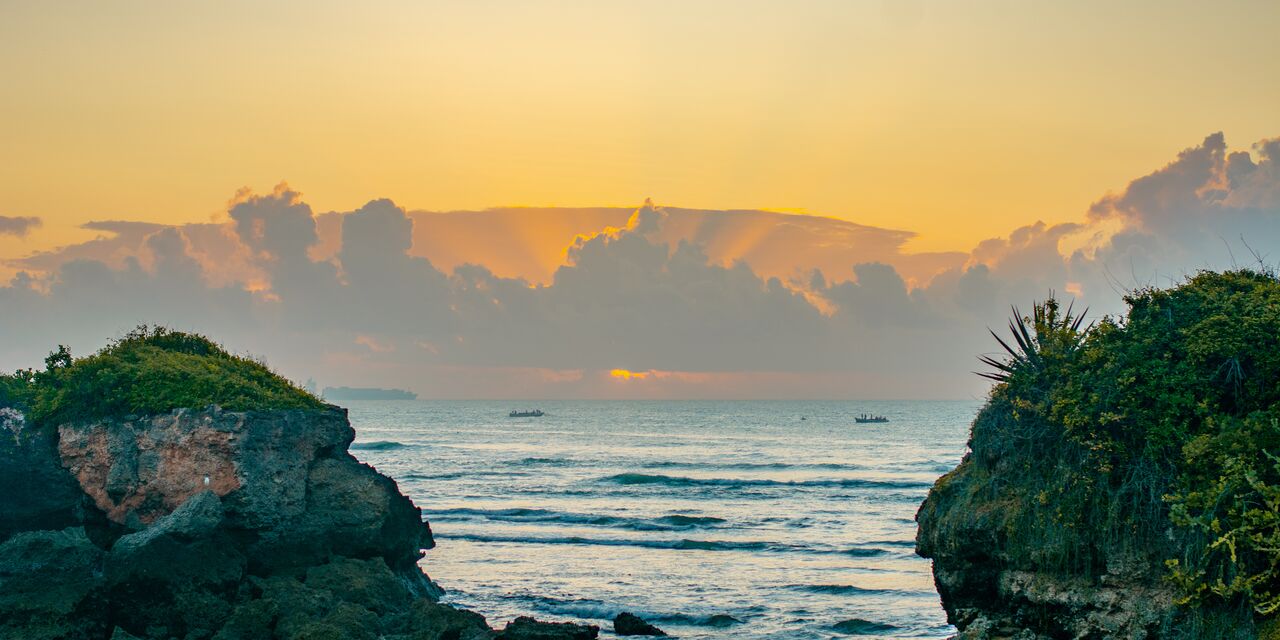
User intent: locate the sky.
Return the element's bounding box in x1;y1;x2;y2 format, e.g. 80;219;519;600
1;1;1278;398
3;1;1278;252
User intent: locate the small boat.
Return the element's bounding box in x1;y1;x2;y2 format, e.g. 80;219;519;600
854;414;888;424
509;409;545;418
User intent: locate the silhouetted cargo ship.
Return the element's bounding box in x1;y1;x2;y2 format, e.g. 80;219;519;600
322;386;417;401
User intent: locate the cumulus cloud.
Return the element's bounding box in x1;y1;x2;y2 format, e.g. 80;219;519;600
0;133;1276;398
0;215;42;238
1081;133;1280;288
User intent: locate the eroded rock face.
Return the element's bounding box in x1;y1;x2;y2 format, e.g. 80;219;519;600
914;403;1246;639
0;406;448;639
54;406;434;575
56;408;344;528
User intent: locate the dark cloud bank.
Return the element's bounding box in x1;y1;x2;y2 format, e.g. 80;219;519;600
0;216;41;238
2;133;1278;398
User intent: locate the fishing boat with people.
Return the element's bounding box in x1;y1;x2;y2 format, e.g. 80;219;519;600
509;409;545;418
854;414;889;423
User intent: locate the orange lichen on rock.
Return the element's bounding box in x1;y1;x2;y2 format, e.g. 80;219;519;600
58;409;243;527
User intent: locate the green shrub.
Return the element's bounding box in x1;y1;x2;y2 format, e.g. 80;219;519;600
0;326;323;428
979;269;1280;618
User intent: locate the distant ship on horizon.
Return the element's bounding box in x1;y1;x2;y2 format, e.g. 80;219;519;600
322;386;418;401
854;414;889;423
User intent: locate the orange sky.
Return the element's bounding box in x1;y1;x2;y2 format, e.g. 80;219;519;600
1;1;1278;263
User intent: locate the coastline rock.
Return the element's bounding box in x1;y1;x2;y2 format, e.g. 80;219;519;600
916;401;1249;639
497;617;600;640
0;425;87;541
613;612;667;636
916;274;1280;638
0;527;107;639
55;406;436;583
0;405;458;639
916;404;1180;639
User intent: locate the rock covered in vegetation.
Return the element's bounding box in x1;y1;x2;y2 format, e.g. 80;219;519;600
917;401;1182;639
0;328;601;640
613;612;667;636
917;270;1280;639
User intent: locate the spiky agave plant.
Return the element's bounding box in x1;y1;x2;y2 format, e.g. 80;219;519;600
978;296;1091;383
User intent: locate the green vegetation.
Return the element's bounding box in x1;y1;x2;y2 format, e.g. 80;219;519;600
973;269;1280;625
0;326;323;428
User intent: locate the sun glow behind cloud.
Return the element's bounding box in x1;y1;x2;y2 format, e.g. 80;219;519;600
2;130;1279;399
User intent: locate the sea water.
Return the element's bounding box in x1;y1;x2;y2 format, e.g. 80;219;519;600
345;400;979;639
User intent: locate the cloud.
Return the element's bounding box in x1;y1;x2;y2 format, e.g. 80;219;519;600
229;183;318;262
1;133;1276;399
1078;132;1280;291
0;216;42;238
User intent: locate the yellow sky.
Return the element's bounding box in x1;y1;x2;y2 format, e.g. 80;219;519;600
1;0;1277;261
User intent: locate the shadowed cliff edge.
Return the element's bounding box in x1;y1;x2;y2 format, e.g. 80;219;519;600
917;270;1280;639
0;328;600;640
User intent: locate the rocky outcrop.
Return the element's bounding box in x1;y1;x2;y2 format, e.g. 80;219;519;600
915;401;1249;639
497;617;599;640
917;460;1177;638
612;612;666;636
54;406;436;588
0;423;88;541
0;405;598;640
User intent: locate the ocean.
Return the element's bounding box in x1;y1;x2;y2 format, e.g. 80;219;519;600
345;400;979;639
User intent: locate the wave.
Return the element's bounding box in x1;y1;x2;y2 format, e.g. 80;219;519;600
601;473;933;490
841;547;891;557
350;440;410;451
403;470;533;481
829;492;932;505
514;457;577;466
525;595;747;627
426;507;727;531
512;457;951;475
864;539;917;548
435;532;796;553
641;460;863;472
833;618;901;635
655;514;727;527
435;532;903;559
786;584;894;595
